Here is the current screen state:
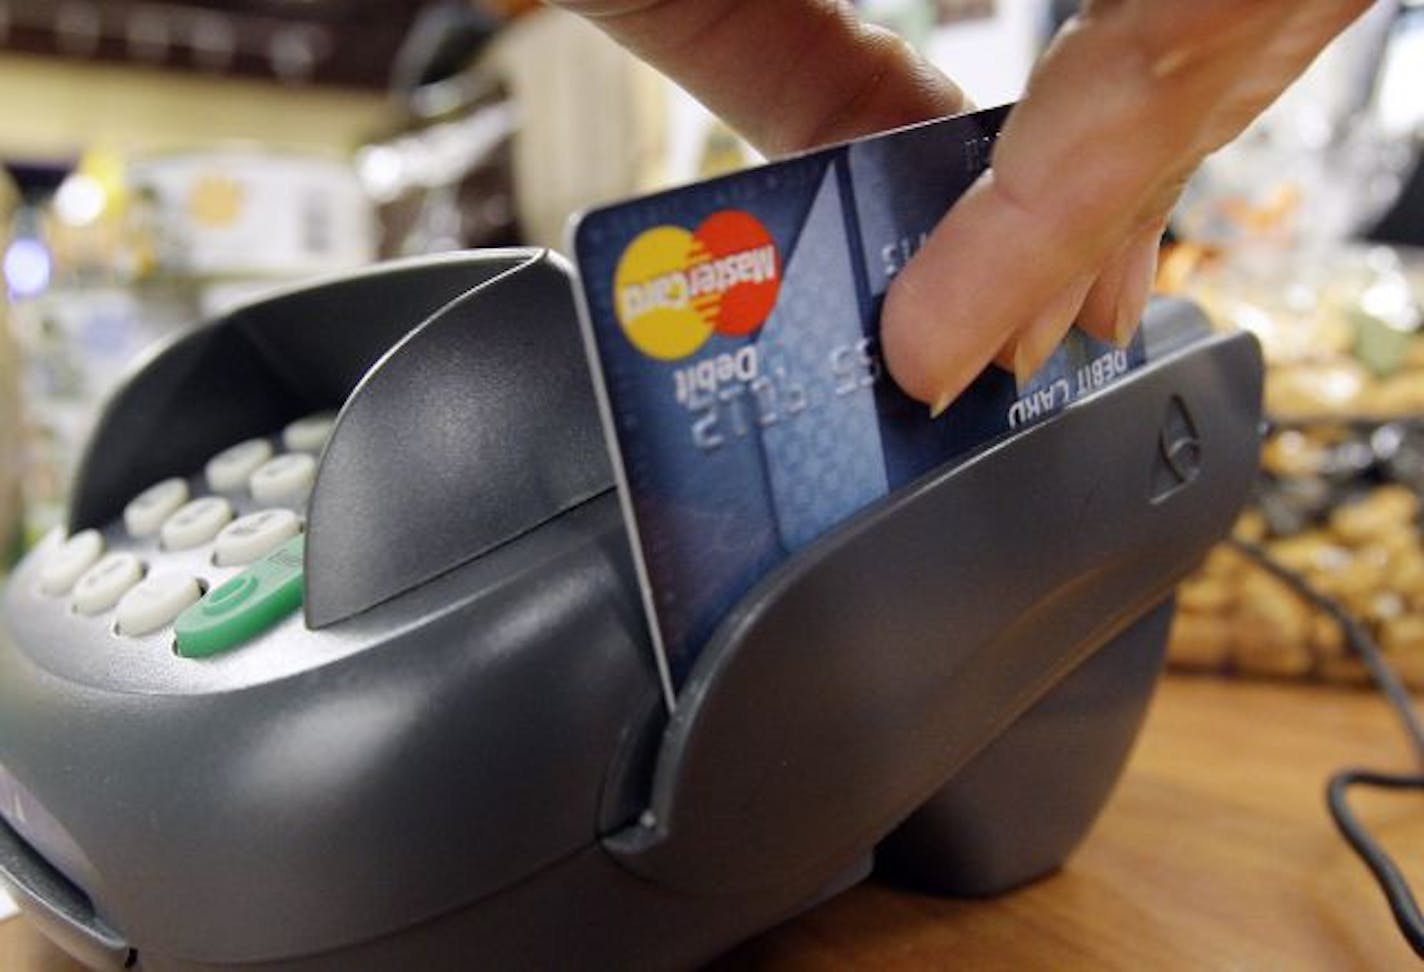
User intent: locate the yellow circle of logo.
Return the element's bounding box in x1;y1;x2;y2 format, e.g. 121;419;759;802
613;225;715;360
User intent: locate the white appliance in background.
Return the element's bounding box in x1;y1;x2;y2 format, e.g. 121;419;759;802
656;0;1052;191
861;0;1050;107
923;0;1049;107
1374;0;1424;142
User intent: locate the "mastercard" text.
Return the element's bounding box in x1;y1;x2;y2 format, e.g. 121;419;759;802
619;244;778;319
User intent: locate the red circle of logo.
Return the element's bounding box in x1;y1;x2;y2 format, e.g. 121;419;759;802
689;210;780;338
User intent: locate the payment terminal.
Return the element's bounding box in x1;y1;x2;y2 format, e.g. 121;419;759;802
0;248;1262;969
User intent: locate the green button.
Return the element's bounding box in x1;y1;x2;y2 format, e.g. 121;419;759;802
175;535;305;658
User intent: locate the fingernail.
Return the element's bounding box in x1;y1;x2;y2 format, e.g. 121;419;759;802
1013;335;1048;389
1113;312;1138;349
1113;243;1159;348
1013;334;1051;390
1013;295;1078;390
929;391;953;419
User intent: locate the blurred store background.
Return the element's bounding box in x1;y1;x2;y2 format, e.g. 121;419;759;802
0;0;1420;686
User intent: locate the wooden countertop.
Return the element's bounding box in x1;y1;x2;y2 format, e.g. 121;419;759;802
4;676;1421;970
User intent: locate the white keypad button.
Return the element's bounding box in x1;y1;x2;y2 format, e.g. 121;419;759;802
40;529;105;596
116;573;203;636
282;413;336;453
72;553;145;615
213;509;303;567
249;453;317;504
124;478;189;538
160;497;234;551
205;438;274;492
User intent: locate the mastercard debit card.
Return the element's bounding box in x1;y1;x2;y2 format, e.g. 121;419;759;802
569;104;1145;709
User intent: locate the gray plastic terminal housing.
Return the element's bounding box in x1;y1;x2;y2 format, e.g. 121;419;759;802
0;249;1262;970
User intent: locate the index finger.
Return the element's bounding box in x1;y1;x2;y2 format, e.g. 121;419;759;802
880;0;1373;406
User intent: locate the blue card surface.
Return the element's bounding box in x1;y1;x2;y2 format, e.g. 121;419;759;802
570;105;1143;708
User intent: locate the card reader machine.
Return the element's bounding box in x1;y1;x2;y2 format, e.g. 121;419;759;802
0;249;1262;970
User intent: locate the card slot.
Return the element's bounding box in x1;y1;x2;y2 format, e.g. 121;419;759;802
603;321;1263;900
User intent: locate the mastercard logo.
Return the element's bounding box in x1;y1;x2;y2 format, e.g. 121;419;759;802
613;210;781;360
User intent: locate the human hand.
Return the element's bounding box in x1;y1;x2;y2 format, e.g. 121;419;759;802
549;0;1372;410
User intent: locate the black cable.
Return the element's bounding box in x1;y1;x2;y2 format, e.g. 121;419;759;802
1226;537;1424;958
1327;770;1424;958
